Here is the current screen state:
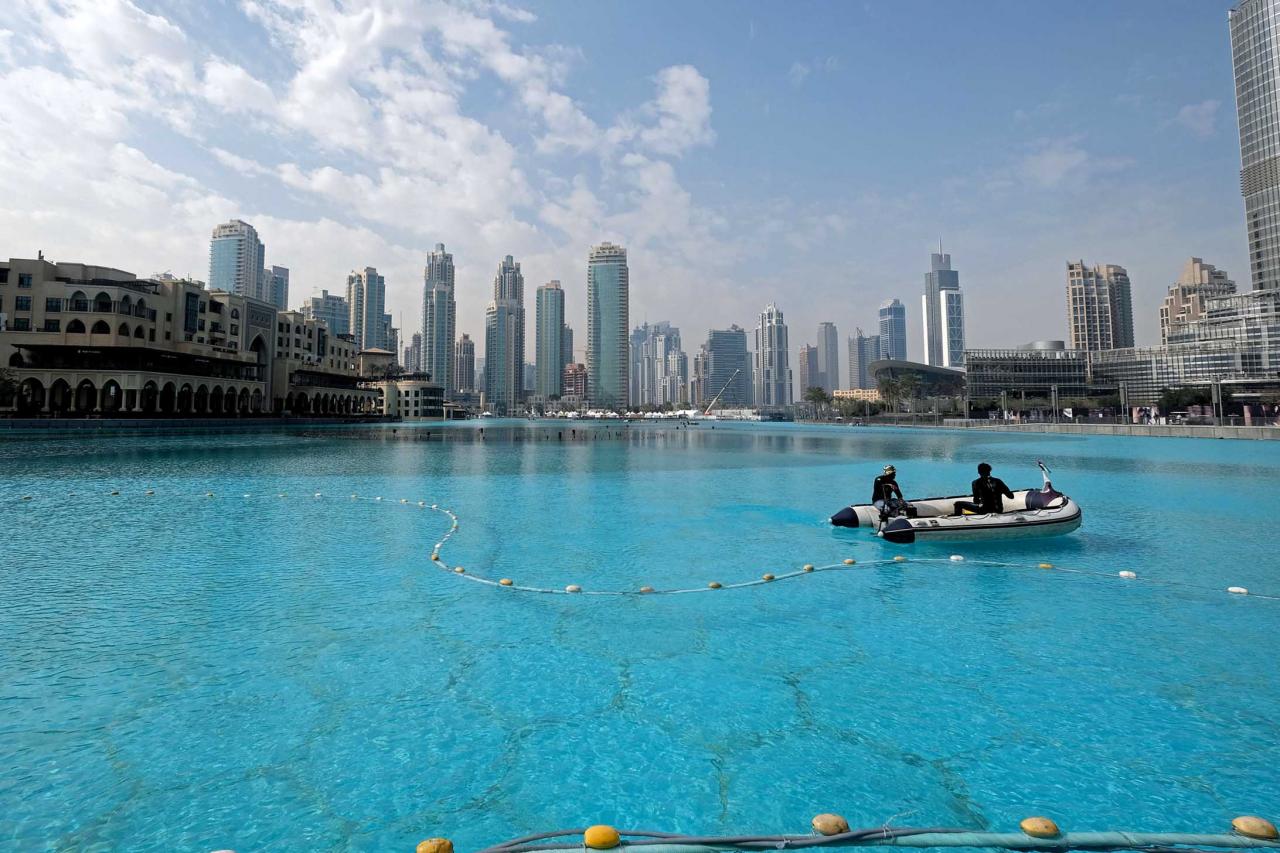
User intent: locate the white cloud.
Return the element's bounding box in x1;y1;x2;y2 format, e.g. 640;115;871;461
636;65;715;156
202;60;276;114
1175;99;1220;138
788;61;811;87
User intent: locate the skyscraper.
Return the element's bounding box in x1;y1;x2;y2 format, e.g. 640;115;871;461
302;289;349;336
754;303;792;407
454;333;476;393
209;219;266;301
703;326;750;409
878;299;907;361
587;242;629;409
816;321;839;392
1231;0;1280;290
1159;258;1236;344
421;243;456;395
346;267;386;351
629;322;681;407
535;281;565;398
847;328;880;390
798;344;818;393
922;251;964;368
1066;261;1134;351
385;321;399;367
405;333;422;374
561;324;574;371
268;265;289;310
484;255;525;413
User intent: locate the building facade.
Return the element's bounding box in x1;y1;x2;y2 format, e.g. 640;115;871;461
1159;257;1236;344
702;326;751;409
0;257;381;417
421;243;456;396
453;333;476;395
1231;0;1280;290
563;362;588;398
754;303;792;407
562;324;574;371
535;281;565;399
1067;261;1135;351
587;242;629;410
629;321;681;407
484;255;525;414
346;267;387;351
847;328;880;389
268;265;289;311
797;343;818;393
879;299;907;361
301;289;349;337
922;252;964;368
208;219;266;302
816;321;839;392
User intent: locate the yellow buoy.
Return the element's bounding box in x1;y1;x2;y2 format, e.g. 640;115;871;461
417;839;455;853
639;586;655;594
762;573;775;581
811;813;850;836
499;578;513;586
566;584;582;593
431;553;440;561
803;564;815;572
843;558;855;565
453;567;465;574
893;555;907;562
1038;562;1054;569
708;581;722;589
583;825;621;849
1020;817;1060;838
1232;816;1278;840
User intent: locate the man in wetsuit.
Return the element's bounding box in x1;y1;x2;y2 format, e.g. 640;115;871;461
954;462;1015;516
872;465;908;517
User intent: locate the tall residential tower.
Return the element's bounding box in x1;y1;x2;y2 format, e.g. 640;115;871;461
878;299;907;361
587;242;629;410
346;267;387;351
535;281;565;398
816;321;839;393
1066;261;1134;351
922;251;964;368
484;255;525;413
754;303;792;407
421;243;456;394
209;219;266;302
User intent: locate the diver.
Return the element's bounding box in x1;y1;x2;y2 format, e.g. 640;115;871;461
872;465;908;518
954;462;1014;516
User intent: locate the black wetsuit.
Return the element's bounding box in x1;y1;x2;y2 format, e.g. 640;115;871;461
954;475;1014;515
871;475;903;504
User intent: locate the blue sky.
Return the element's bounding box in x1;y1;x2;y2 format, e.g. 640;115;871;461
0;0;1246;360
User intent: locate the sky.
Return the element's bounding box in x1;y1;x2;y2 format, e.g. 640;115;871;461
0;0;1249;362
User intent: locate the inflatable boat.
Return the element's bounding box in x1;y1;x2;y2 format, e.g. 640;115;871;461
829;463;1082;544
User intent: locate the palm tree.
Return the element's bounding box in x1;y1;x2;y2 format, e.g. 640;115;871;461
876;375;901;412
897;373;920;412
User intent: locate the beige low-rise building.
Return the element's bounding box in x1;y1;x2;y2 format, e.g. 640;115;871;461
834;388;882;402
0;256;378;417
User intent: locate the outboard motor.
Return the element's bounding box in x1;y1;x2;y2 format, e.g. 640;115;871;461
881;516;915;544
830;506;860;527
1025;460;1066;510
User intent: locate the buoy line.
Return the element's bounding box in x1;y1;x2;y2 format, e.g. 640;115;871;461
9;491;1279;602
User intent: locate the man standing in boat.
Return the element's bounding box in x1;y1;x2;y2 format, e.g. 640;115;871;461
954;462;1014;516
872;465;908;518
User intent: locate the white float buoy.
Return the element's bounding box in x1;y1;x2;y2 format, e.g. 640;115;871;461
314;492;322;498
1119;570;1137;579
1228;586;1249;595
950;555;965;562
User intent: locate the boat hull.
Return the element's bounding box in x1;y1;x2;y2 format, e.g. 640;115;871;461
830;490;1082;544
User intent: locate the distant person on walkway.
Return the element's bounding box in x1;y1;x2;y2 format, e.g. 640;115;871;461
872;465;908;517
954;463;1014;515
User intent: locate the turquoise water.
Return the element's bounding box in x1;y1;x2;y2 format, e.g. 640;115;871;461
2;422;1278;852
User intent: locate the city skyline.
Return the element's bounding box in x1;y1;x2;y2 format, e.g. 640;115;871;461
0;2;1250;362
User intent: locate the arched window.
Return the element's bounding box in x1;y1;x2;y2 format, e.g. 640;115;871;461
118;322;130;336
134;325;145;339
93;292;112;312
67;319;86;334
91;320;110;334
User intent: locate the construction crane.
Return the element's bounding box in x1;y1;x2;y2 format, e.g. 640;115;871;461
702;368;741;416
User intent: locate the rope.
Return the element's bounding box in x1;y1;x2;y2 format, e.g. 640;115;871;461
474;828;1280;853
8;491;1279;602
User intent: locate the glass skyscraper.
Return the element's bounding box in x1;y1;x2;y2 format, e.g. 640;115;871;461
301;289;349;336
587;242;629;409
535;281;565;398
816;321;839;393
847;328;880;389
209;219;266;301
702;326;750;409
922;251;964;368
1231;0;1280;290
421;244;456;395
878;299;907;361
484;255;525;413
